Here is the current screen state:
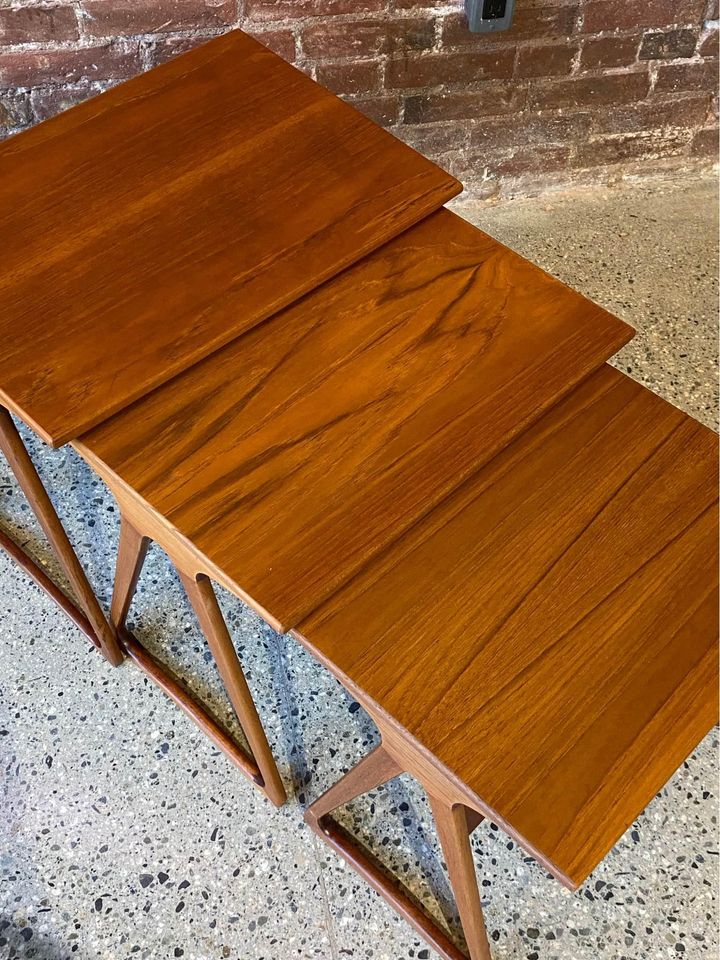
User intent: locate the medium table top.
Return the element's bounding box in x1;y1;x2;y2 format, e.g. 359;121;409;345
294;364;719;889
75;209;633;632
0;29;459;447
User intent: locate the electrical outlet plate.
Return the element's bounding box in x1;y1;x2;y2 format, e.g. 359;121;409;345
465;0;515;32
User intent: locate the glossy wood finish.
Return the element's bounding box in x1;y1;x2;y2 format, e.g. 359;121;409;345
296;365;719;890
76;210;634;632
111;514;286;805
0;407;123;665
0;29;459;447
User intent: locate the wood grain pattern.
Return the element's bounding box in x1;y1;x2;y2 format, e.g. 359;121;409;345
295;365;719;889
0;29;459;447
75;209;634;632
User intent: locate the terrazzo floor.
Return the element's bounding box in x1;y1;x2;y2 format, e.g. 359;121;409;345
1;176;718;960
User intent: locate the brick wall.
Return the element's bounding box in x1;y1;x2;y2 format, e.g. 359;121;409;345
0;1;717;198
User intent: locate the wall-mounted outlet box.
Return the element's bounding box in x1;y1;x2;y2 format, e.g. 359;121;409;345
465;0;515;32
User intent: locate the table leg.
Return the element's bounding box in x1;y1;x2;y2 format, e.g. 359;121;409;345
111;516;150;629
180;571;287;807
305;740;491;960
109;514;286;806
429;796;492;960
0;407;123;666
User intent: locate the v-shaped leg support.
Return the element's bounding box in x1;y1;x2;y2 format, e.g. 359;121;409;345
111;515;286;806
305;741;492;960
0;407;123;666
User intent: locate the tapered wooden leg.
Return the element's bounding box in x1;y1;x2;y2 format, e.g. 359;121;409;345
104;518;285;803
179;571;286;807
305;743;487;960
110;516;150;630
0;407;123;666
119;629;268;786
429;796;492;960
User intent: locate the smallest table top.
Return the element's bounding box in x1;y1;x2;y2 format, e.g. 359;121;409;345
0;30;459;447
295;365;719;890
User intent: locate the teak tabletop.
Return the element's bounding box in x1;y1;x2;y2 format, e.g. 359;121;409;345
0;29;459;447
75;209;633;632
294;363;719;890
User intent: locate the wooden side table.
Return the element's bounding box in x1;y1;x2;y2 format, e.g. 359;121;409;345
0;30;457;799
1;29;715;958
294;365;719;959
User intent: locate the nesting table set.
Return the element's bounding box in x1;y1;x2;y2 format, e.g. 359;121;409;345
0;30;717;960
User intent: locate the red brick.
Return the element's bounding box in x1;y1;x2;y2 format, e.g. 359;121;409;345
0;5;79;44
315;59;381;95
491;145;572;176
398;123;467;159
83;0;234;38
0;0;713;192
582;0;706;33
691;125;719;155
654;58;719;93
0;44;142;88
346;95;400;125
515;42;579;78
639;28;698;59
471;113;592;150
158;28;295;66
404;85;526;123
245;0;383;20
528;70;651;110
441;5;579;47
699;28;719;57
593;94;712;133
386;48;515;88
155;29;296;66
301;17;435;60
30;82;104;121
447;165;500;199
575;130;690;165
144;34;214;67
247;28;296;61
581;34;641;69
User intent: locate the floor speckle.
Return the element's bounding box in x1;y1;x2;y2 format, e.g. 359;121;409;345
1;177;717;959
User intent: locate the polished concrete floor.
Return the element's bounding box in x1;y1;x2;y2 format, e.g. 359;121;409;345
1;177;717;960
